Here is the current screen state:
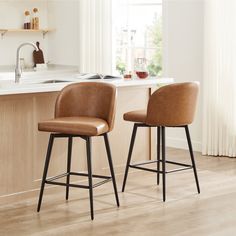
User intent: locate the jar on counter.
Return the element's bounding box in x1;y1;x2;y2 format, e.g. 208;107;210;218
134;58;149;79
124;71;132;80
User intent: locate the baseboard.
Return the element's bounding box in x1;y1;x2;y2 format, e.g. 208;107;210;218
166;137;202;152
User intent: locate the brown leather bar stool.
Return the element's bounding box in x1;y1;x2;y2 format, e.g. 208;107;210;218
122;82;200;201
37;82;119;220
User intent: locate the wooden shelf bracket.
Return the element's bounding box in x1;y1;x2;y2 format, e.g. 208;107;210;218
0;30;8;39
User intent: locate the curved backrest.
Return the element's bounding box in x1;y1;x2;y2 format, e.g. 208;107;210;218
55;82;117;131
146;82;199;126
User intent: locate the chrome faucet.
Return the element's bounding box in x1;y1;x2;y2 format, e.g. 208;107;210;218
15;42;38;83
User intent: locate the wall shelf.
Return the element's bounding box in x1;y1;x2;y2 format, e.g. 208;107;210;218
0;29;55;39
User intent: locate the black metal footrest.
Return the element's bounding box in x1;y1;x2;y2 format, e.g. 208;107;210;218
129;159;193;174
45;171;112;189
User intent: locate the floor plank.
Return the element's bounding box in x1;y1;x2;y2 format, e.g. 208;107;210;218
1;148;236;236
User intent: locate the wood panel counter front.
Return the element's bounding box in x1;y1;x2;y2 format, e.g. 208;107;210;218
0;78;173;203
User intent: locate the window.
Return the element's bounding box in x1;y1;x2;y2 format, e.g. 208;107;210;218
113;0;162;76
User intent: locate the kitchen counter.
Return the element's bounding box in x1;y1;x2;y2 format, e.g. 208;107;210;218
0;70;173;95
0;68;174;204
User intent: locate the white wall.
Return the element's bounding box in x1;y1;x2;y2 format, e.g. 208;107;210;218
0;0;49;66
163;0;204;151
47;0;79;66
0;0;79;67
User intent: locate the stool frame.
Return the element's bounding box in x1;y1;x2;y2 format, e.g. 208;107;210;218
37;133;120;220
122;123;200;201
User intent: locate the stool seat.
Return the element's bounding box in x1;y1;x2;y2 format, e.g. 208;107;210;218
123;110;147;123
38;116;109;136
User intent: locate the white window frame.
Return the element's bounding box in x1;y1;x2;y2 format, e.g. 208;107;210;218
112;0;163;75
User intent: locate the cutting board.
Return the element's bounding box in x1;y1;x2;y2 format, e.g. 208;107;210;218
33;42;45;66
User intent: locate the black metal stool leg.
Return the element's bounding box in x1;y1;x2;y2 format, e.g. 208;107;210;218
185;126;200;194
86;137;94;220
104;133;120;207
37;134;55;212
122;124;138;192
66;136;73;200
162;127;166;202
157;127;161;185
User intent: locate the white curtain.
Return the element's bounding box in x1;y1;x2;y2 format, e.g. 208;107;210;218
203;0;236;157
78;0;112;74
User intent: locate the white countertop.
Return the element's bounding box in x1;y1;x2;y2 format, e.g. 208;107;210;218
0;68;174;96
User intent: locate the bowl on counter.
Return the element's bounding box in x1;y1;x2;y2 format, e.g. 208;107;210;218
136;71;149;79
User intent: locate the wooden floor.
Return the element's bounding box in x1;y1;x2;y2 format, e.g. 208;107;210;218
1;148;236;236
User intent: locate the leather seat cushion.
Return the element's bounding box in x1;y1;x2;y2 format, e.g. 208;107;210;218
123;110;147;123
38;116;109;136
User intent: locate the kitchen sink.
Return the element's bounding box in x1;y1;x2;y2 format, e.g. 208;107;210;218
40;80;72;84
0;79;74;88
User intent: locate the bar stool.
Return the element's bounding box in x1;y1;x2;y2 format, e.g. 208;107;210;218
37;82;120;220
122;82;200;201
